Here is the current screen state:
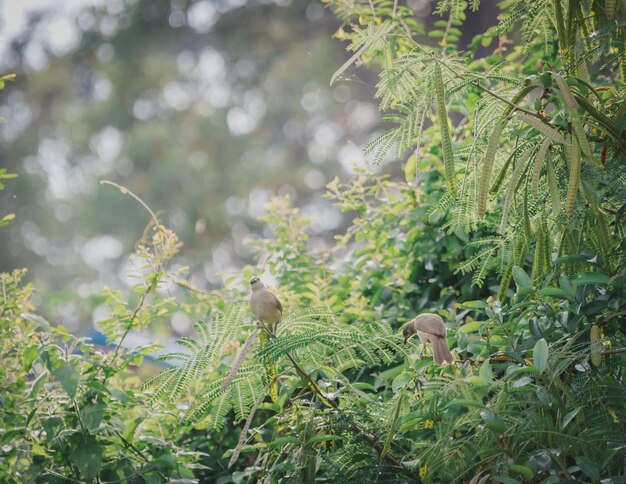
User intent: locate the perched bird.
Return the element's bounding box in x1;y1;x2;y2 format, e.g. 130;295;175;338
220;277;283;394
249;277;282;402
249;276;283;333
403;313;454;364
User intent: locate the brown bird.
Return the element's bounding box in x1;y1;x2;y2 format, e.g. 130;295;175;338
220;277;283;393
403;313;454;364
249;276;283;333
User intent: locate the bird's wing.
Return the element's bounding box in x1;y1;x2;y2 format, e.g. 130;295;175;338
413;314;446;337
271;292;283;314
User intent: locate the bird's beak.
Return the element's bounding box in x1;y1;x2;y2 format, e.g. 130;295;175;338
403;334;409;344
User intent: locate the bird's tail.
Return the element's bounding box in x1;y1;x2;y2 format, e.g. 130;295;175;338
259;330;279;403
432;338;455;364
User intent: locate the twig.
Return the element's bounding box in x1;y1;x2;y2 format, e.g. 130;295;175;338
220;329;260;392
601;347;626;356
175;279;212;296
228;382;268;467
100;180;160;229
98;181;164;380
107;282;154;372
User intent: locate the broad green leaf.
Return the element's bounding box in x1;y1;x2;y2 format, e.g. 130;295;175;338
109;388;132;402
392;371;412;392
561;406;582;430
513;377;532;388
555;254;591;265
458;321;483;333
444;399;485;409
512;266;533;290
305;434;343;445
510;465;533;479
533;339;548;374
267;436;300;448
404;154;417;183
22;345;39;371
460;300;488;309
538;287;573;301
0;213;15;226
80;403;106;432
54;364;80;398
506;366;540;378
72;441;103;479
466;376;487;387
30;371;49;398
154;453;177;470
573;271;609;285
21;313;52;330
479;360;493;385
576;456;600;481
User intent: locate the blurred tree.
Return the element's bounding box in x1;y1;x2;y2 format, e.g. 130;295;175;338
0;0;381;331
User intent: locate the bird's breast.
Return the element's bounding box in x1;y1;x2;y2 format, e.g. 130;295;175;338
250;292;282;324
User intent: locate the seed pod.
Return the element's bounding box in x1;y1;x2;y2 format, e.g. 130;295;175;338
434;62;456;196
565;136;581;218
590;324;602;366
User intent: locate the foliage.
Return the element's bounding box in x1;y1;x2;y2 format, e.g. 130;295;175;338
0;0;371;329
2;0;626;482
325;0;626;298
0;222;209;482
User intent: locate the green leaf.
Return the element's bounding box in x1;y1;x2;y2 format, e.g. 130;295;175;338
538;287;574;301
72;441;103;479
576;456;600;481
561;406;582;430
22;345;39;371
305;434;344;445
533;339;548;374
54;364;80;398
572;271;609;285
0;213;15;226
513;376;532;388
404;154;417;183
466;376;487;387
555;254;591;265
457;321;483;333
512;266;533;290
80;403;106;432
479;360;492;385
444;399;485;409
109;388;132;403
267;436;300;448
21;313;52;330
459;300;488;309
509;465;533;479
392;371;412;392
30;371;49;398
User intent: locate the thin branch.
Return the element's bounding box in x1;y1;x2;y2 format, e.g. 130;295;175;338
601;347;626;356
175;279;212;296
220;329;260;392
228;382;269;467
100;180;160;229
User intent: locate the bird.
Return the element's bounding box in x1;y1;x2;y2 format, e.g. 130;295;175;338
403;313;454;364
220;277;283;394
249;276;283;333
249;277;282;402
